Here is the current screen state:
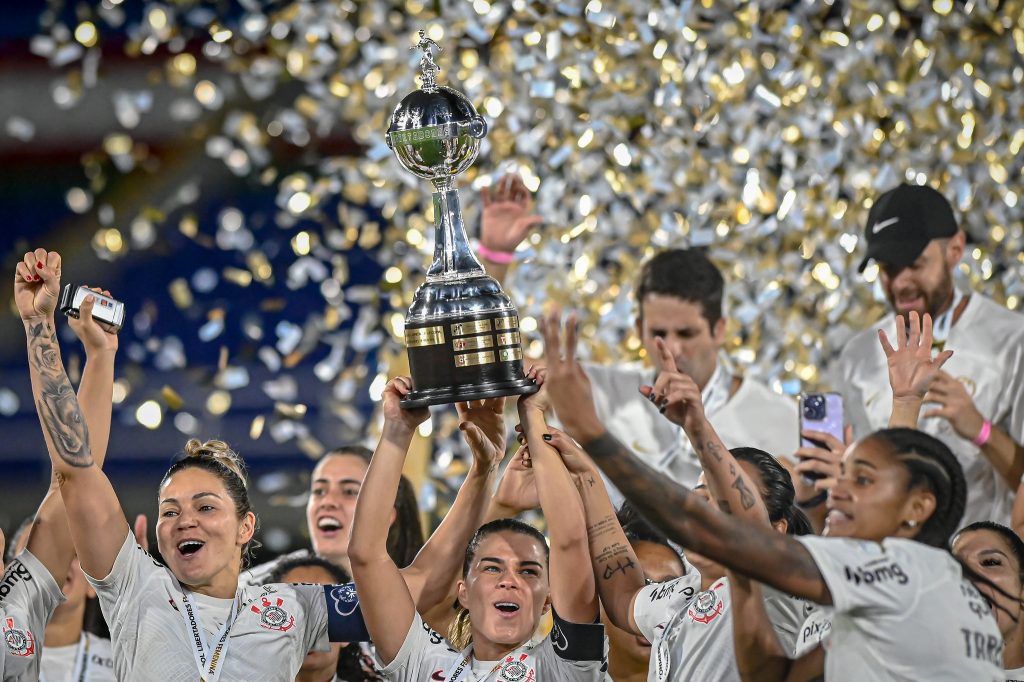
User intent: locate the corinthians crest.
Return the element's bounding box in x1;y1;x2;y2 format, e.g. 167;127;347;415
252;596;295;632
3;617;36;657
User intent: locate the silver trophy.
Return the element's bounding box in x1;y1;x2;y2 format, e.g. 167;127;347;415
385;31;537;407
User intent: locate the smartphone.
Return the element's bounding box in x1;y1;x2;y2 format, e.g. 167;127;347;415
798;392;844;482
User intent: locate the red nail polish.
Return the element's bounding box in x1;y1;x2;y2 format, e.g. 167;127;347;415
36;262;43;269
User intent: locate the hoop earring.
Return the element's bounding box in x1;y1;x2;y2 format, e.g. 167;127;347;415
902;519;919;529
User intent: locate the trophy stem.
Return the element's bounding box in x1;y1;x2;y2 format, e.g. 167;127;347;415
425;185;486;282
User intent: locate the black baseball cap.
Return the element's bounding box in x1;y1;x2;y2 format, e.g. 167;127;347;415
857;183;958;273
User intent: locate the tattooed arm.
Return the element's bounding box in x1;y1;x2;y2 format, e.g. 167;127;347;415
644;336;769;523
538;310;830;604
581;430;831;604
544;429;646;634
17;249;128;581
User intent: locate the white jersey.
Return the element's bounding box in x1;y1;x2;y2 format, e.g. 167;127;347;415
242;549;312;587
792;607;831;659
834;293;1024;525
375;610;606;681
39;633;115;682
632;561;807;681
84;533;332;681
1;550;66;682
1007;666;1024;682
586;361;798;496
797;535;1003;680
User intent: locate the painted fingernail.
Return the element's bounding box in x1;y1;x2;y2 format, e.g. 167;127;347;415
36;262;43;269
542;434;552;441
659;406;667;414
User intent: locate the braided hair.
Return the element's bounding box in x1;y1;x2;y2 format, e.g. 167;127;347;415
871;428;966;548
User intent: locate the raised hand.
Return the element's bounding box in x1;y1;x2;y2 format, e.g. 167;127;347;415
517;365;549;413
493;446;539;513
542;427;597;479
14;248;62;321
456;396;507;475
381;377;430;434
878;311;953;402
480;173;543;255
68;286;119;353
923;371;986;441
640;337;706;434
539;309;602;439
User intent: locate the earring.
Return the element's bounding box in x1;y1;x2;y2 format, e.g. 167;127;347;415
902;519;918;529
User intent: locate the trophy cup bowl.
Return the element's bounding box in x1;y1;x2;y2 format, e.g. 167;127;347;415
385;32;537;408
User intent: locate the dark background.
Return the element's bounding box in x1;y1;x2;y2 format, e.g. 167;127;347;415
0;1;382;562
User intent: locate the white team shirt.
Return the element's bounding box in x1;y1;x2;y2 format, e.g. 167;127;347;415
40;632;115;682
632;562;807;681
1;550;66;681
84;532;332;681
1007;666;1024;682
242;549;312;587
375;610;606;681
835;293;1024;525
792;607;831;659
586;361;798;494
797;535;1003;680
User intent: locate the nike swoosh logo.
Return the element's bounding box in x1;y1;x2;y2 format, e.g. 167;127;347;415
872;217;899;234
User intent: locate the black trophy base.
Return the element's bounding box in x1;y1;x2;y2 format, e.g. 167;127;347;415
399;376;538;409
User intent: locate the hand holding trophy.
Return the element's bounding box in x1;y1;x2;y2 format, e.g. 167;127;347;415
385;31;537;407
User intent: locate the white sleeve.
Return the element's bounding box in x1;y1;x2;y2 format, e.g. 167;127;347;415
83;532;154;598
289;584;331;654
374;612;446;681
631;573;699;641
762;589;812;656
999;333;1024;458
796;536;917;616
0;550;66;677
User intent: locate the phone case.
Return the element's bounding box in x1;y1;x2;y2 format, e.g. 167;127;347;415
799;392;844;449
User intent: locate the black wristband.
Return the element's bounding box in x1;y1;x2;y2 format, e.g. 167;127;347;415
796;491;828;509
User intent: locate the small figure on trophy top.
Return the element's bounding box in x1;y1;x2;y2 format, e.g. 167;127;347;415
412;30;442;92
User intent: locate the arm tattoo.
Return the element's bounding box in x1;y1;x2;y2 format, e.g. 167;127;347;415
732;475;757;511
581;429;825;595
27;321;93;468
702;439;724;462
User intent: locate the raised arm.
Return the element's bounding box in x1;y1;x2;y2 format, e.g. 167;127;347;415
645;337;768;523
16;249;127;582
347;376;430;665
517;370;599;624
544;428;646;634
539;310;832;605
405;396;504;629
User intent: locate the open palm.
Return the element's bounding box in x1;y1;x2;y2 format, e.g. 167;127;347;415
879;311;953;401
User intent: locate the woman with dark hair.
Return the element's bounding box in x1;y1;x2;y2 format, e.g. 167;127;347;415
20;249;505;681
245;444;424;586
541;308;1004;681
952;522;1024;677
348;374;606;680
